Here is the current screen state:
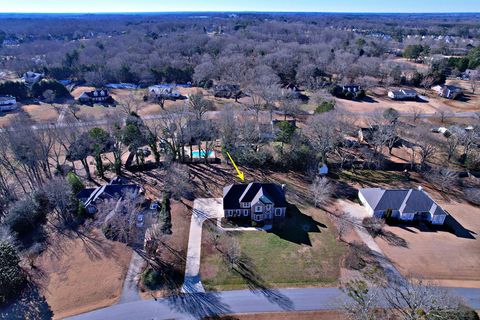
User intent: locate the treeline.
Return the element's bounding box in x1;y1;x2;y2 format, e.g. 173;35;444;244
1;14;479;90
0;79;71;101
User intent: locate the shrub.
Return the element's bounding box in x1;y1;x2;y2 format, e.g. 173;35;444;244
314;100;335;114
141;268;161;290
0;81;29;100
433;304;480;320
355;89;366;99
0;241;26;303
67;172;85;195
4;198;41;237
383;107;399;123
344;247;366;270
362;217;385;237
31;79;71;99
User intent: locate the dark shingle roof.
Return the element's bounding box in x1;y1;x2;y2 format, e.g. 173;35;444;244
78;184;140;207
359;187;447;217
375;190;410;211
223;182;286;210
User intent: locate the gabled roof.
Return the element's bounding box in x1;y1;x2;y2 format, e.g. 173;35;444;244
80;89;110;99
223;182;286;210
359;187;447;217
78;184;140;208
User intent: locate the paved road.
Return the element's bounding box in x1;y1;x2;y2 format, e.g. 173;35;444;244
66;286;480;320
3;107;477;133
182;198;223;294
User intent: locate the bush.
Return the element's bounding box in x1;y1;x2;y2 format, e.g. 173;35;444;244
141;268;161;290
0;81;29;100
355;89;366;99
4;198;42;237
433;304;480;320
314;100;335;114
31;79;71;99
344;247;366;270
362;217;385;237
0;241;26;303
67;172;85;195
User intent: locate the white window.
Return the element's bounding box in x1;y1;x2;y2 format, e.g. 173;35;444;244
254;214;263;221
266;204;271;209
255;206;262;212
227;210;233;217
243;210;249;216
236;209;241;216
241;202;250;208
275;208;282;216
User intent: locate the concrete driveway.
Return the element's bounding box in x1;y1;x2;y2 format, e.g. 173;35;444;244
339;200;403;282
182;198;223;293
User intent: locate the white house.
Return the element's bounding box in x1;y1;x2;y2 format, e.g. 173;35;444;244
388;88;418;100
148;85;181;99
358;186;448;225
0;95;17;111
432;85;463;100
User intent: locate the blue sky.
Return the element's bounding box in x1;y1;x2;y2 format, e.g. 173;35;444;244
0;0;479;13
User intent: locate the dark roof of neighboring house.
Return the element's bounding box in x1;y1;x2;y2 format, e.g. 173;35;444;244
402;89;417;95
77;188;96;200
359;188;447;217
445;85;462;92
79;89;110;99
77;183;140;208
223;182;286;210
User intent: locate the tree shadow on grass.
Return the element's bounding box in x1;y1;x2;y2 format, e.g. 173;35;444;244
378;230;408;248
229;254;294;311
269;204;326;246
0;284;53;320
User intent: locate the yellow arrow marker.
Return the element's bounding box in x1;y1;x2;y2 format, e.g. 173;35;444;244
226;151;245;182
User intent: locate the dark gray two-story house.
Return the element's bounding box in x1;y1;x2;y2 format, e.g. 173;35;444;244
223;182;287;226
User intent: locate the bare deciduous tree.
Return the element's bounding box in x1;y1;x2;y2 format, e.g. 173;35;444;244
310;177;334;208
188;91;214;120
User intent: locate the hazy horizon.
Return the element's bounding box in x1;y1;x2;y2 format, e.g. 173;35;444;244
0;0;479;14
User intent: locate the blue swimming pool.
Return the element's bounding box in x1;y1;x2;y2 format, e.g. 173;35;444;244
192;150;214;158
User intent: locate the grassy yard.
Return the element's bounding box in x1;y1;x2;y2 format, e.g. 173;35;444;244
336;169;407;187
200;204;346;291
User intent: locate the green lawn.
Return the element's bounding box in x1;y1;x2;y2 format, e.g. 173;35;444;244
200;204;346;291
